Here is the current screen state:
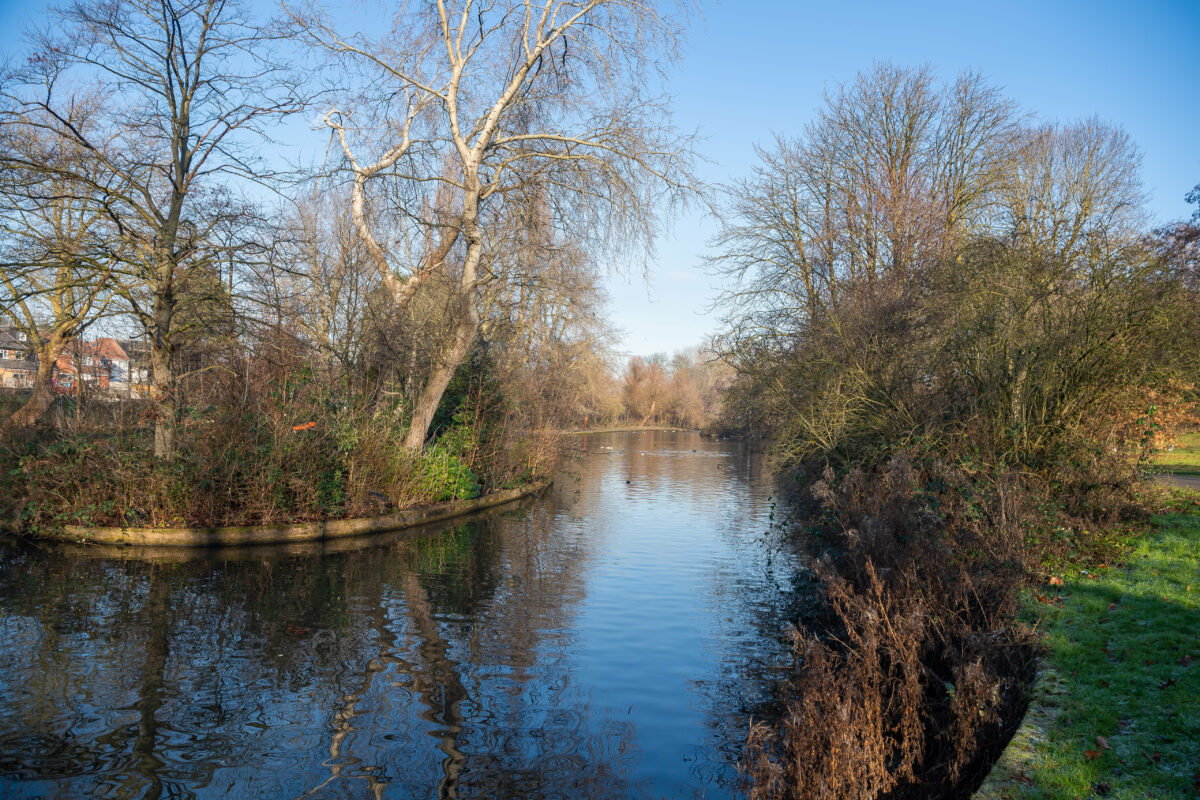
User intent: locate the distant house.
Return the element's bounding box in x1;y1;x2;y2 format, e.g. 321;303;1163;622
0;327;29;361
0;358;37;388
93;338;130;385
55;339;130;393
116;338;151;397
0;328;37;389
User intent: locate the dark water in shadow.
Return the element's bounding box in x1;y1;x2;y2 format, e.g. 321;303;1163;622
0;431;801;799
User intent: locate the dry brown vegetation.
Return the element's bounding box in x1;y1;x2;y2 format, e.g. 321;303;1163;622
746;459;1036;800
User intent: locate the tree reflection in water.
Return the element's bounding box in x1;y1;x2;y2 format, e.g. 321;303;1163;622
0;431;802;799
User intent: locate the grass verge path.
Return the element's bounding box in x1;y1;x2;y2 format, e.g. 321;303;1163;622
1151;432;1200;476
982;511;1200;798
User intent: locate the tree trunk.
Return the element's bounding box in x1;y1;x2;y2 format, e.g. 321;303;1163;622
6;336;65;432
150;332;176;461
639;398;657;428
403;313;477;453
402;195;482;454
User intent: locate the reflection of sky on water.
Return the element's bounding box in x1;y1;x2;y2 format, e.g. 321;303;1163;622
0;431;800;799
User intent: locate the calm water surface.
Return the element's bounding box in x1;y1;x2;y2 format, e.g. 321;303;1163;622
0;431;801;799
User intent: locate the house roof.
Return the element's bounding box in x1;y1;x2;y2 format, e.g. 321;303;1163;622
0;358;36;372
92;337;129;361
0;328;28;350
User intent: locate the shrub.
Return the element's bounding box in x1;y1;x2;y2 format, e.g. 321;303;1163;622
745;457;1036;800
416;413;481;502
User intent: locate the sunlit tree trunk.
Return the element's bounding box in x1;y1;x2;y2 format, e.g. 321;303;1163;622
403;211;482;452
7;333;66;432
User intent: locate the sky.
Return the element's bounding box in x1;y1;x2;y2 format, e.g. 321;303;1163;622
1;0;1197;357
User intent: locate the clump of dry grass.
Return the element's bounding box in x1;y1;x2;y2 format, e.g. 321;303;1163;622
746;457;1037;800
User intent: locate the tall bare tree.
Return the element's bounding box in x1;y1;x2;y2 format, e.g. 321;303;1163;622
292;0;696;451
710;64;1019;357
996;118;1145;263
708;63;1169;466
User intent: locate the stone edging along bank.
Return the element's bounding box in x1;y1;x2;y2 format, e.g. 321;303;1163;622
43;480;551;548
972;661;1064;799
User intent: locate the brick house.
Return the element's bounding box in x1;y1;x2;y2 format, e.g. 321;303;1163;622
54;338;130;393
0;328;37;388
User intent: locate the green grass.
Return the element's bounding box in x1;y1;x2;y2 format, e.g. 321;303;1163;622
1150;432;1200;476
1010;511;1200;799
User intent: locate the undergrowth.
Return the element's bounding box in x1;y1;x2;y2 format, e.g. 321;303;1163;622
0;389;554;531
744;449;1164;800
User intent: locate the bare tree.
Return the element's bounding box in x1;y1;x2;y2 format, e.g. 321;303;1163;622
291;0;696;451
0;97;116;433
0;0;303;459
709;64;1019;356
622;355;667;427
708;63;1168;466
996;118;1146;263
478;201;618;432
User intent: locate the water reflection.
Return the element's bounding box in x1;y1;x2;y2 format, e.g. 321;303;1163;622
0;431;800;799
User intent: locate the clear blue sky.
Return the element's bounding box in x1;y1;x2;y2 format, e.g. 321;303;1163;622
1;0;1196;357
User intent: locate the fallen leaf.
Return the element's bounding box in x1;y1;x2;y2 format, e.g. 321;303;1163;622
1096;736;1111;750
1158;678;1177;689
1085;749;1103;761
1179;655;1193;667
1049;576;1064;586
1098;679;1109;687
1147;752;1162;763
1108;603;1119;611
1094;781;1112;796
1036;594;1051;604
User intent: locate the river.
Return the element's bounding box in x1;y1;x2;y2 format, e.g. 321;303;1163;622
0;430;802;799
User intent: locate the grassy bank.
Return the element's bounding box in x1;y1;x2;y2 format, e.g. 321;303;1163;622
1150;432;1200;476
998;504;1200;799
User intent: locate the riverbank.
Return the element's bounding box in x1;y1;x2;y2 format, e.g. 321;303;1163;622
0;404;564;531
978;503;1200;799
745;456;1037;800
31;480;550;547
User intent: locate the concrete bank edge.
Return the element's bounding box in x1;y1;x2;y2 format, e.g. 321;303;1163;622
47;480;552;548
973;660;1066;799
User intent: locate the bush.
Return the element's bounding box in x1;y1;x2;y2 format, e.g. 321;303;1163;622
416;412;481;502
